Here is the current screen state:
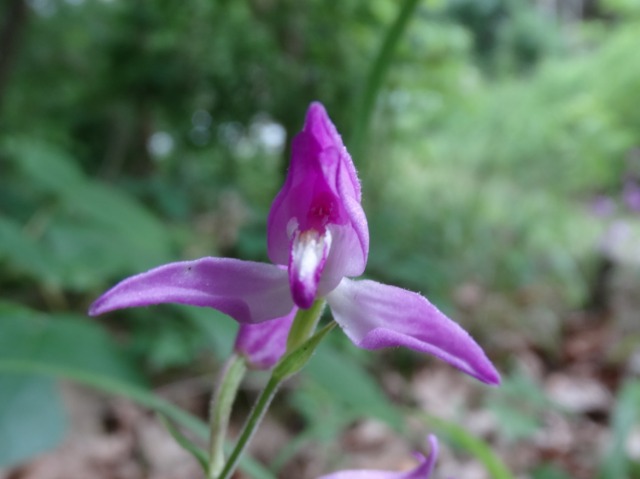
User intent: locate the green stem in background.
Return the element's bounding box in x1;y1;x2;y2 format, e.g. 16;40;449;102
207;354;247;479
349;0;421;159
286;299;326;352
217;321;337;479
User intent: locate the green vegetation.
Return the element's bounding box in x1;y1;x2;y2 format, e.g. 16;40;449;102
1;0;639;477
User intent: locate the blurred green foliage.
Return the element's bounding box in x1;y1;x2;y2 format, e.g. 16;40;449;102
1;0;639;474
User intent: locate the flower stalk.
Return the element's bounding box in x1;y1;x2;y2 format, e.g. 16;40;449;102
217;321;336;479
207;354;247;479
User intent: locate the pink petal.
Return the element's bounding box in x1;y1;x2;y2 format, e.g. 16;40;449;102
327;279;500;385
267;102;369;302
234;307;297;369
89;258;293;324
318;435;439;479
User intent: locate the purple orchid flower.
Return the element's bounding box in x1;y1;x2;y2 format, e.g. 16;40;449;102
89;102;499;385
317;435;439;479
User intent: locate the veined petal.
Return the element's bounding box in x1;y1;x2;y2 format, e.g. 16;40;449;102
327;279;500;385
267;102;369;289
234;307;297;370
289;229;332;308
317;435;438;479
89;258;293;324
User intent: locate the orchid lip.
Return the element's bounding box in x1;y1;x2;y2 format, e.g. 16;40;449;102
289;228;332;308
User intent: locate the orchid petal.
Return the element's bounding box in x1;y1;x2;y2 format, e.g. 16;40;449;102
267;102;369;298
327;279;500;385
89;258;293;324
234;307;297;369
318;435;439;479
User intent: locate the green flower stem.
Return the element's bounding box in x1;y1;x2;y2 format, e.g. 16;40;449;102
286;299;326;352
207;354;247;479
349;0;421;159
216;374;280;479
217;321;337;479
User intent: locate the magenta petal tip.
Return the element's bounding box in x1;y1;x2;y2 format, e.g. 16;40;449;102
327;279;501;386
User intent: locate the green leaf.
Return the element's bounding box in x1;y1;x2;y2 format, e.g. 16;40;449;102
0;216;59;283
158;414;208;471
485;368;553;442
304;342;402;428
0;302;144;384
59;181;172;270
0;303;276;479
532;464;574;479
1;137;173;282
598;380;640;479
0;374;66;468
180;306;239;360
0;361;276;479
2;137;85;194
0;302;143;465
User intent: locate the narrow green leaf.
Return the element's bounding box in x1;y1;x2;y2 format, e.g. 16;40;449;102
598;380;640;479
158;414;208;471
274;321;336;380
415;412;515;479
349;0;421;158
305;343;403;428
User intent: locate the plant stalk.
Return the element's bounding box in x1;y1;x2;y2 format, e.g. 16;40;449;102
207;354;247;479
216;374;280;479
349;0;421;159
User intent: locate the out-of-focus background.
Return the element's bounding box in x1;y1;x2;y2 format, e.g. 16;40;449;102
1;0;640;478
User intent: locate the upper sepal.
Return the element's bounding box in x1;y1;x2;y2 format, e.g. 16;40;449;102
267;102;369;300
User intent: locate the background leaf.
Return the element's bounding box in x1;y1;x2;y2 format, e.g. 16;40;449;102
0;374;66;468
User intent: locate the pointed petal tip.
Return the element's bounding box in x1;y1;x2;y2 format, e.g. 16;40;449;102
473;358;501;386
484;367;502;386
87;295;116;317
464;354;501;386
306;101;328;121
87;303;101;317
327;279;502;387
303;101;341;148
